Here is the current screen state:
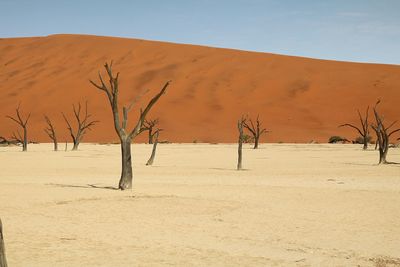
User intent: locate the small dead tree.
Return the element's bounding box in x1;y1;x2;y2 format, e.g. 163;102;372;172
339;106;370;150
142;118;159;144
371;101;400;164
6;104;30;151
62;102;98;151
0;218;7;267
44;115;58;151
237;116;246;170
146;129;161;166
90;61;170;190
243;115;268;149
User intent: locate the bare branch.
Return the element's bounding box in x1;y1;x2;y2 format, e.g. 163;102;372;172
63;102;97;150
339;123;364;137
388;128;400;137
10;131;23;143
130;80;171;138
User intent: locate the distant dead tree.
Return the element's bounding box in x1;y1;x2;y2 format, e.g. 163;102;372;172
62;102;98;151
146;129;161;166
371;101;400;164
90;61;170;190
237;116;246;170
339;106;370;150
6;104;30;151
142;118;159;144
44;115;58;151
0;218;7;267
243;115;268;149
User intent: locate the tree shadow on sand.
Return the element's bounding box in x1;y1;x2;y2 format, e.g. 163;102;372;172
47;183;119;190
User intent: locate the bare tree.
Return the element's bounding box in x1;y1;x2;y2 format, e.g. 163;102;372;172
90;62;171;190
237;116;246;170
243;115;268;149
6;104;30;151
371;101;400;164
146;129;161;166
62;102;98;151
339;106;370;150
0;218;7;267
142;118;159;144
44;115;58;151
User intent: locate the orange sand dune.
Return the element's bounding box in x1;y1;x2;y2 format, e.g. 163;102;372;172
0;34;399;143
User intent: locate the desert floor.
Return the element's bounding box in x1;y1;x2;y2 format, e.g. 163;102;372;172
0;143;399;266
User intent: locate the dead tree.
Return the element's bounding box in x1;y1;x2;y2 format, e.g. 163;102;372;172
237;116;246;170
243;115;268;149
0;218;7;267
146;129;161;166
339;106;370;150
44;115;58;151
6;104;30;151
62;102;98;150
371;101;400;164
142;118;159;144
90;61;170;190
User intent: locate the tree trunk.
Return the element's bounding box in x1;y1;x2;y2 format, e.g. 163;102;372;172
148;129;153;144
0;218;7;267
146;133;159;166
379;142;389;164
54;139;58;151
362;137;368;150
22;127;27;152
119;137;133;190
237;136;243;170
254;135;259;149
378;148;386;164
237;120;244;170
72;141;79;151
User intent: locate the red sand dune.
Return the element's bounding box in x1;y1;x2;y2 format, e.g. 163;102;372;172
0;34;399;143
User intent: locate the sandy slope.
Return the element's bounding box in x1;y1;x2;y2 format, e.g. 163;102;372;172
0;143;399;266
1;34;400;143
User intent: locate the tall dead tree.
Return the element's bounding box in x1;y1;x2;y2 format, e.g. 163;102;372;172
62;102;98;151
146;129;161;166
339;106;370;150
142;118;159;144
90;61;170;190
237;116;246;170
6;104;30;151
0;218;7;267
44;115;58;151
243;115;268;149
371;101;400;164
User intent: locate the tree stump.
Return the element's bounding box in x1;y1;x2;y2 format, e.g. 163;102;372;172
0;218;8;267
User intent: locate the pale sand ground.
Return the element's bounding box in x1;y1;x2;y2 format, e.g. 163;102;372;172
0;143;399;266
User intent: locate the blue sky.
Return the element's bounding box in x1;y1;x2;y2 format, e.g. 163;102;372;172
1;0;400;64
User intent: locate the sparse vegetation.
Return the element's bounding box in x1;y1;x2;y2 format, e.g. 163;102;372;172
354;135;372;145
328;136;348;144
242;134;254;144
